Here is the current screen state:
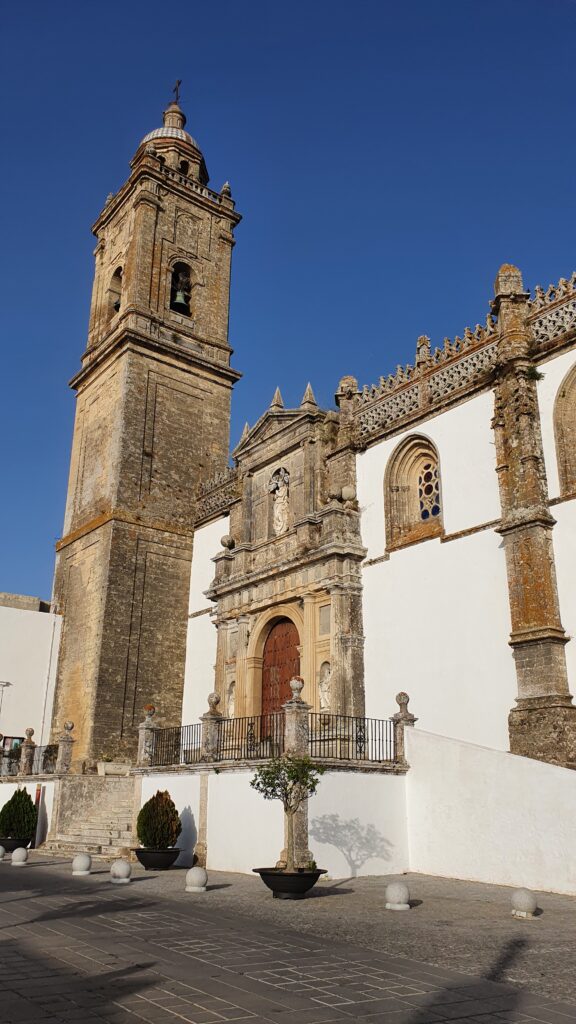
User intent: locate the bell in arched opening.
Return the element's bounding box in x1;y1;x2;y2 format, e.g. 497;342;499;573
170;262;192;315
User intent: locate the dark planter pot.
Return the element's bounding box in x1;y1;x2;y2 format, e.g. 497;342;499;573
0;838;31;853
253;867;327;899
132;848;180;871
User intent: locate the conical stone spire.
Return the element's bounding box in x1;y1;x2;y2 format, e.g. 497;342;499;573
300;382;317;411
240;421;250;442
270;387;284;410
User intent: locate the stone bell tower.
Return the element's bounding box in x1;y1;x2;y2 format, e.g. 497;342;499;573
51;97;241;764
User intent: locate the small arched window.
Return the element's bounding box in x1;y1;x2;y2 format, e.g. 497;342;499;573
170;262;191;316
107;267;122;323
554;361;576;495
179;160;190;176
385;435;443;550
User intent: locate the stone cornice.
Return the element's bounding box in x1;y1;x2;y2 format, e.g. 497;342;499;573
56;509;193;552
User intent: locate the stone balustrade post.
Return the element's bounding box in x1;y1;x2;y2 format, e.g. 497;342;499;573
200;693;222;761
55;721;75;774
280;678;314;870
282;677;312;755
392;692;417;766
19;728;36;776
137;705;158;766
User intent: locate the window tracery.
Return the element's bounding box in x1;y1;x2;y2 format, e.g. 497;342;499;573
385;435;443;550
554;362;576;495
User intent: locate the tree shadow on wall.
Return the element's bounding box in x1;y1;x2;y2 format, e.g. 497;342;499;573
177;805;197;868
310;814;393;876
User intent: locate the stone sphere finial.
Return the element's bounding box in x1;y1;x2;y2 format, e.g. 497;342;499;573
221;181;232;197
511;887;537;919
289;677;305;701
396;692;409;710
220;534;235;550
207;692;221;713
25;728;34;741
64;721;74;733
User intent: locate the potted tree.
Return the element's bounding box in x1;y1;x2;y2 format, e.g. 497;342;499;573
133;790;181;870
0;788;38;852
251;755;326;899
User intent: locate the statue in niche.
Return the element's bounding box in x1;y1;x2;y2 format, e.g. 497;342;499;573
319;661;332;712
227;681;236;718
269;467;290;536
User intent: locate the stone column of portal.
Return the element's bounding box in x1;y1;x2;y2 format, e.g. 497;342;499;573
213;622;228;705
491;263;576;768
280;679;313;870
329;584;365;717
235;615;251;717
300;596;316;707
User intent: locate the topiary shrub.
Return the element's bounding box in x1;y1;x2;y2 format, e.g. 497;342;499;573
0;789;38;841
136;790;181;849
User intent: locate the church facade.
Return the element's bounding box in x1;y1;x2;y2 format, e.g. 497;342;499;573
3;99;576;774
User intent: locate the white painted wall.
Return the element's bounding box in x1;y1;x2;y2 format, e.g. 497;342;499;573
406;728;576;894
537;349;576;499
357;390;500;559
363;528;515;749
140;772;201;867
0;607;61;743
308;771;408;877
551;500;576;692
182;517;227;726
206;768;284;873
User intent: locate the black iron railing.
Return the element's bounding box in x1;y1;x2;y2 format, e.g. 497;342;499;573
31;744;59;774
217;714;284;761
151;723;202;767
308;713;395;763
0;749;20;777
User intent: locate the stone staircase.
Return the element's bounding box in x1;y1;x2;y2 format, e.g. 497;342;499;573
42;775;136;859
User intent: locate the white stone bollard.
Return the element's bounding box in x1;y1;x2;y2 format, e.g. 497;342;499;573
12;848;28;867
385;881;410;911
0;846;6;862
72;853;92;876
511;887;537;919
185;866;208;893
110;859;132;885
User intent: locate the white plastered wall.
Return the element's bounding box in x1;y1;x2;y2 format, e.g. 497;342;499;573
182;517;228;727
357;391;516;749
0;608;61;743
405;727;576;894
537;348;576;499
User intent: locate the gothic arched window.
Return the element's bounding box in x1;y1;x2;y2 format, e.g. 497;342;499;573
170;261;192;316
384;435;443;550
554;361;576;495
107;267;122;322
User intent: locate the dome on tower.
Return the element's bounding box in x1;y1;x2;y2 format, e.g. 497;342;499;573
140;102;201;152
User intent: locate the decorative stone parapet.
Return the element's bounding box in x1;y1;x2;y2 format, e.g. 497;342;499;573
137;705;158;767
55;721;75;774
392;692;417;766
200;693;223;761
19;728;36;776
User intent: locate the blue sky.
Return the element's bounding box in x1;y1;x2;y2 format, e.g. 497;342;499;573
1;0;575;598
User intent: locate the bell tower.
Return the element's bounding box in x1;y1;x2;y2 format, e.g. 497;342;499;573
51;97;241;764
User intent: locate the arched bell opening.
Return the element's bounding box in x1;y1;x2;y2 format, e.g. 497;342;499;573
106;267;123;323
169;261;192;316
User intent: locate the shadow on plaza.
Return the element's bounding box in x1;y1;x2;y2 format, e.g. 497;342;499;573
398;938;528;1023
1;937;159;1022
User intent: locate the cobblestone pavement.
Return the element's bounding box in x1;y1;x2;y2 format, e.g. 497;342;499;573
0;856;574;1024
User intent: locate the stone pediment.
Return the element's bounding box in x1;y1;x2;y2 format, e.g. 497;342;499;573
232;385;324;459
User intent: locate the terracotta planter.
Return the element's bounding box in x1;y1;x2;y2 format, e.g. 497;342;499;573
253;867;326;899
132;848;180;871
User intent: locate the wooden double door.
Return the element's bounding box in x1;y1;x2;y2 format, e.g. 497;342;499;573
261;618;300;714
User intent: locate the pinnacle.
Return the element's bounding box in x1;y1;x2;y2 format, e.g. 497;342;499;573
270;387;284;409
240;421;250;442
300;382;317;409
